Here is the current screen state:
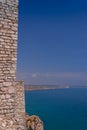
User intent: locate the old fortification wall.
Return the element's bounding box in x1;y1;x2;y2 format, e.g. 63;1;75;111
0;0;25;130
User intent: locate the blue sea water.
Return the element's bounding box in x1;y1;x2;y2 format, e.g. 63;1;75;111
25;88;87;130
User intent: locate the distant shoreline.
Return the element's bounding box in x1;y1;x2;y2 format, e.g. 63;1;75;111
24;85;70;91
24;85;87;91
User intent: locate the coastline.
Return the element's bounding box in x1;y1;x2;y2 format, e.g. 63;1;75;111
24;85;69;91
24;85;87;91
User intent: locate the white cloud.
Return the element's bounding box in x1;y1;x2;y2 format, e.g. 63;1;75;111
31;73;37;78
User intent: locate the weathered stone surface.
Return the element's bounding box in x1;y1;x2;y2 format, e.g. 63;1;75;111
26;114;44;130
0;0;26;130
0;0;18;113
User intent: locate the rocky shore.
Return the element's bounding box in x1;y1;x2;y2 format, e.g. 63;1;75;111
0;114;44;130
26;113;44;130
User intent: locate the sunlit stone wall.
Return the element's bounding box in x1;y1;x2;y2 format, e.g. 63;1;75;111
0;0;25;129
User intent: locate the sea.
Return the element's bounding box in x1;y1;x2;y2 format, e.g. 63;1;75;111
25;88;87;130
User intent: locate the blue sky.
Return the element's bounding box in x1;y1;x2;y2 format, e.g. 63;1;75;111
17;0;87;85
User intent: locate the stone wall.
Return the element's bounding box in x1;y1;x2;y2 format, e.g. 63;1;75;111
15;81;26;130
0;0;25;130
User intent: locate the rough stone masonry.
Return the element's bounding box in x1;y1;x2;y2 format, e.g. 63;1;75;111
0;0;25;130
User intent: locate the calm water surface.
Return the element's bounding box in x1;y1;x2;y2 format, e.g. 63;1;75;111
25;88;87;130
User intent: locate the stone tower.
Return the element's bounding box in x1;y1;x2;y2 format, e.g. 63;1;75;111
0;0;25;130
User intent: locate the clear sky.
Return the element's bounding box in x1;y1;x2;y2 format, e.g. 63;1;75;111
17;0;87;85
